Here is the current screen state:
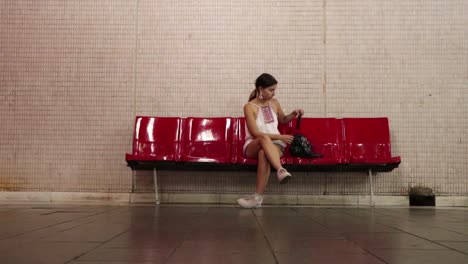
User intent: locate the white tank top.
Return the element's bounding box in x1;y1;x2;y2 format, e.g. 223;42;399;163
243;102;286;152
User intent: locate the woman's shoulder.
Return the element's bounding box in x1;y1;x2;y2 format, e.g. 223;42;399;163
244;102;259;116
243;102;254;112
244;101;259;108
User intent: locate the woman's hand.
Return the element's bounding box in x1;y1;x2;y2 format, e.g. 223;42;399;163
292;109;304;116
281;134;294;144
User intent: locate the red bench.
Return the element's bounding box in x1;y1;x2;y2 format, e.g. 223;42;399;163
126;116;401;204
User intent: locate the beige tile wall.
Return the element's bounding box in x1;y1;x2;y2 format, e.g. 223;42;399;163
0;0;467;196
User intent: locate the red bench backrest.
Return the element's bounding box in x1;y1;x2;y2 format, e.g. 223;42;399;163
131;116;183;161
289;118;345;164
343;117;397;164
127;116;399;167
181;117;234;163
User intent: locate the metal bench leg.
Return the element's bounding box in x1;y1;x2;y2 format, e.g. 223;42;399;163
368;169;374;207
153;168;160;205
131;170;136;193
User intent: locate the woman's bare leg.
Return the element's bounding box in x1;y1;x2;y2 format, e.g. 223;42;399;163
237;137;286;208
245;135;283;171
245;136;286;194
255;149;271;194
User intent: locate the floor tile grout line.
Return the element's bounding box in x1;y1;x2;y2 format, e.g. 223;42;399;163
63;227;133;264
252;209;280;264
372;209;468;248
160;206;211;264
293;208;391;264
376;225;468;256
341;209;468;256
374;208;468;237
0;208;118;241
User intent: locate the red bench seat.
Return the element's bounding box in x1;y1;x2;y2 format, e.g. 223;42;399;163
125;116;401;204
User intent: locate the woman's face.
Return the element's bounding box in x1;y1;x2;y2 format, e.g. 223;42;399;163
260;84;277;100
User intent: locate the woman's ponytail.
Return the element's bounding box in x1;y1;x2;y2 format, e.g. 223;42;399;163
248;89;257;102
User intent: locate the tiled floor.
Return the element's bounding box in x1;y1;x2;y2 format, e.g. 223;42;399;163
0;204;467;264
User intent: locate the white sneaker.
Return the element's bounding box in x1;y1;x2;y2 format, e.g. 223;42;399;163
277;168;292;184
237;194;263;209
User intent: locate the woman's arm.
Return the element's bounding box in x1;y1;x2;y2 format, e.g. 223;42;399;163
274;100;304;124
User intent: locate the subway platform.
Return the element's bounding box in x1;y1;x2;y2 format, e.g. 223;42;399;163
0;204;467;264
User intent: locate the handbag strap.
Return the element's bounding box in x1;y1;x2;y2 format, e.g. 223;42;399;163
296;114;303;130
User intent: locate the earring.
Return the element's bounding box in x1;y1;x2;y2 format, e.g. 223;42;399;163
258;93;264;100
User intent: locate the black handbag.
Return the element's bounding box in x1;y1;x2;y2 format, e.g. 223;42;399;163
289;115;323;158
